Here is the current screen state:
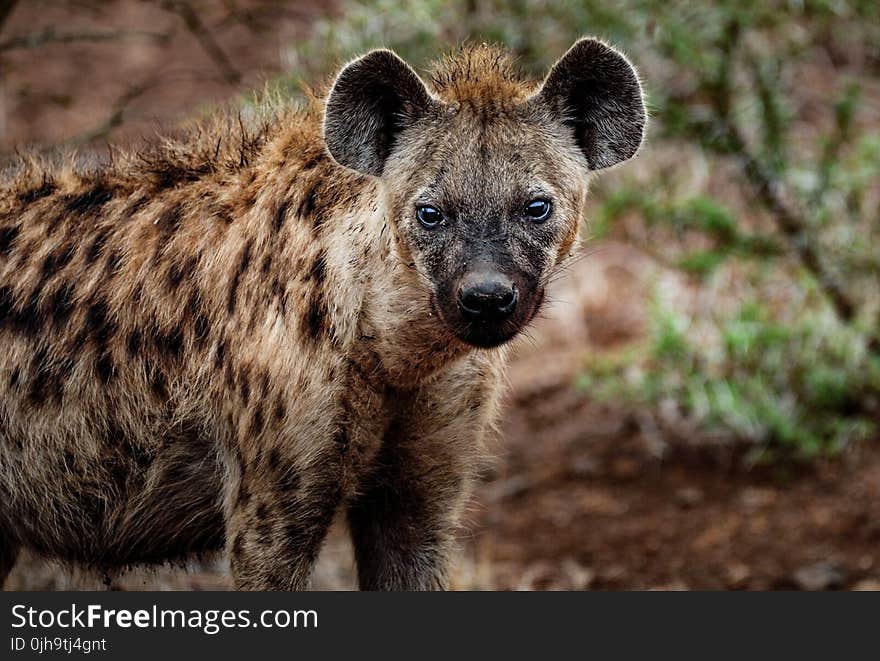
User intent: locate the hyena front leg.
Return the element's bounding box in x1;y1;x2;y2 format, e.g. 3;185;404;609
347;414;480;591
226;446;343;591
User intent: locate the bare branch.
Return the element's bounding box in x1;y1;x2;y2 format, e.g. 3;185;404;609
703;20;860;327
722;124;858;323
160;0;241;85
0;27;168;53
71;77;161;146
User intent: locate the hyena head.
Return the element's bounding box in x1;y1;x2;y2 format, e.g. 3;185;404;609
323;39;645;348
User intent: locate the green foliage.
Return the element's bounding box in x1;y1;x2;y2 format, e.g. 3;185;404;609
583;297;879;462
592;188;783;276
284;0;880;461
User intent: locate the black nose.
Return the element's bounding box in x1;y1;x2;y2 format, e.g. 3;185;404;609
457;273;518;321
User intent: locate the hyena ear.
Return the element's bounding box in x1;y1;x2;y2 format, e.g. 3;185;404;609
323;49;436;176
532;38;646;170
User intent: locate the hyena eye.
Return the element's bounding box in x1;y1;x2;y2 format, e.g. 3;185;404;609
524;199;552;222
416;205;443;228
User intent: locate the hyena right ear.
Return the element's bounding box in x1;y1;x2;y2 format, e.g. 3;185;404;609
532;38;646;170
323;49;436;177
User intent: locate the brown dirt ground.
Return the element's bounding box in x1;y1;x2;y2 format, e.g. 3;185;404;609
466;363;880;591
3;1;879;591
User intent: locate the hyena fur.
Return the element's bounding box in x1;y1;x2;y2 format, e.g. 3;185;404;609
0;39;645;590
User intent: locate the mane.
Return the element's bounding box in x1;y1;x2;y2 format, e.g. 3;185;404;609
427;43;537;106
1;93;325;199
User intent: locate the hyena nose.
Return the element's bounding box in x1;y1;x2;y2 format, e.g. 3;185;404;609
458;273;518;321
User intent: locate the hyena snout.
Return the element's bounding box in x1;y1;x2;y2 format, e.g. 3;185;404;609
444;263;538;349
457;271;518;322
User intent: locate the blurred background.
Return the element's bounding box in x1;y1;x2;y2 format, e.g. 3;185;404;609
2;0;878;590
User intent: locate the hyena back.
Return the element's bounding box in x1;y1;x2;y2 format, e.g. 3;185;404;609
0;39;645;590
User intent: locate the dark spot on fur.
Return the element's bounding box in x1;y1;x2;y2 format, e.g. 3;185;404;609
248;404;265;438
241;189;257;209
239;376;250;404
102;449;128;491
302;294;327;342
85;229;109;264
0;225;20;256
270;277;286;313
48;280;76;328
272;200;289;233
150;365;169;401
157;205;182;233
0;286;44;336
27;347;57;407
104;421;124;447
64;183;115;216
157;326;184;359
227;240;252;314
308;252;327;284
301;154;322;170
297;181;318;217
194;310;211;347
41;243;75;278
273;397;286;422
104;250;123;277
277;467;300;494
267;448;281;471
333;427;349;448
63;450;76;469
255;502;270;522
9;366;20;389
123;195;149;218
260;254;272;274
214;339;226;370
258;370;270;396
86;299;116;347
126;328;142;357
18;180;56;204
129;441;154;470
56;355;75;388
95;352;114;383
147;161;210;191
256;520;273;545
166;256;196;290
214;203;234;225
282;502;334;563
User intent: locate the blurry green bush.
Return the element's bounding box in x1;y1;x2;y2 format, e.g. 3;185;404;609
279;0;880;461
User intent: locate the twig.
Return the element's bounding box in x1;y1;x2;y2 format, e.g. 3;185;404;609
72;77;160;145
160;0;241;85
0;27;168;53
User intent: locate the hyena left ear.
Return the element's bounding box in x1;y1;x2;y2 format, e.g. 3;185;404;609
532;38;646;170
323;49;436;176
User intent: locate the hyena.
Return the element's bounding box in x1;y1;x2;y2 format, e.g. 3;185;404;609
0;39;644;590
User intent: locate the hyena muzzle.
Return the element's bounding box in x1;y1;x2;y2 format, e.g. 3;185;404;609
0;38;645;590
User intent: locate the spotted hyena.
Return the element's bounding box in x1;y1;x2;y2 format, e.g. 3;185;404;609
0;39;644;590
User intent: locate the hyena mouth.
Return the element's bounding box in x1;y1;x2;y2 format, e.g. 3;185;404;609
432;286;545;349
456;321;523;349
